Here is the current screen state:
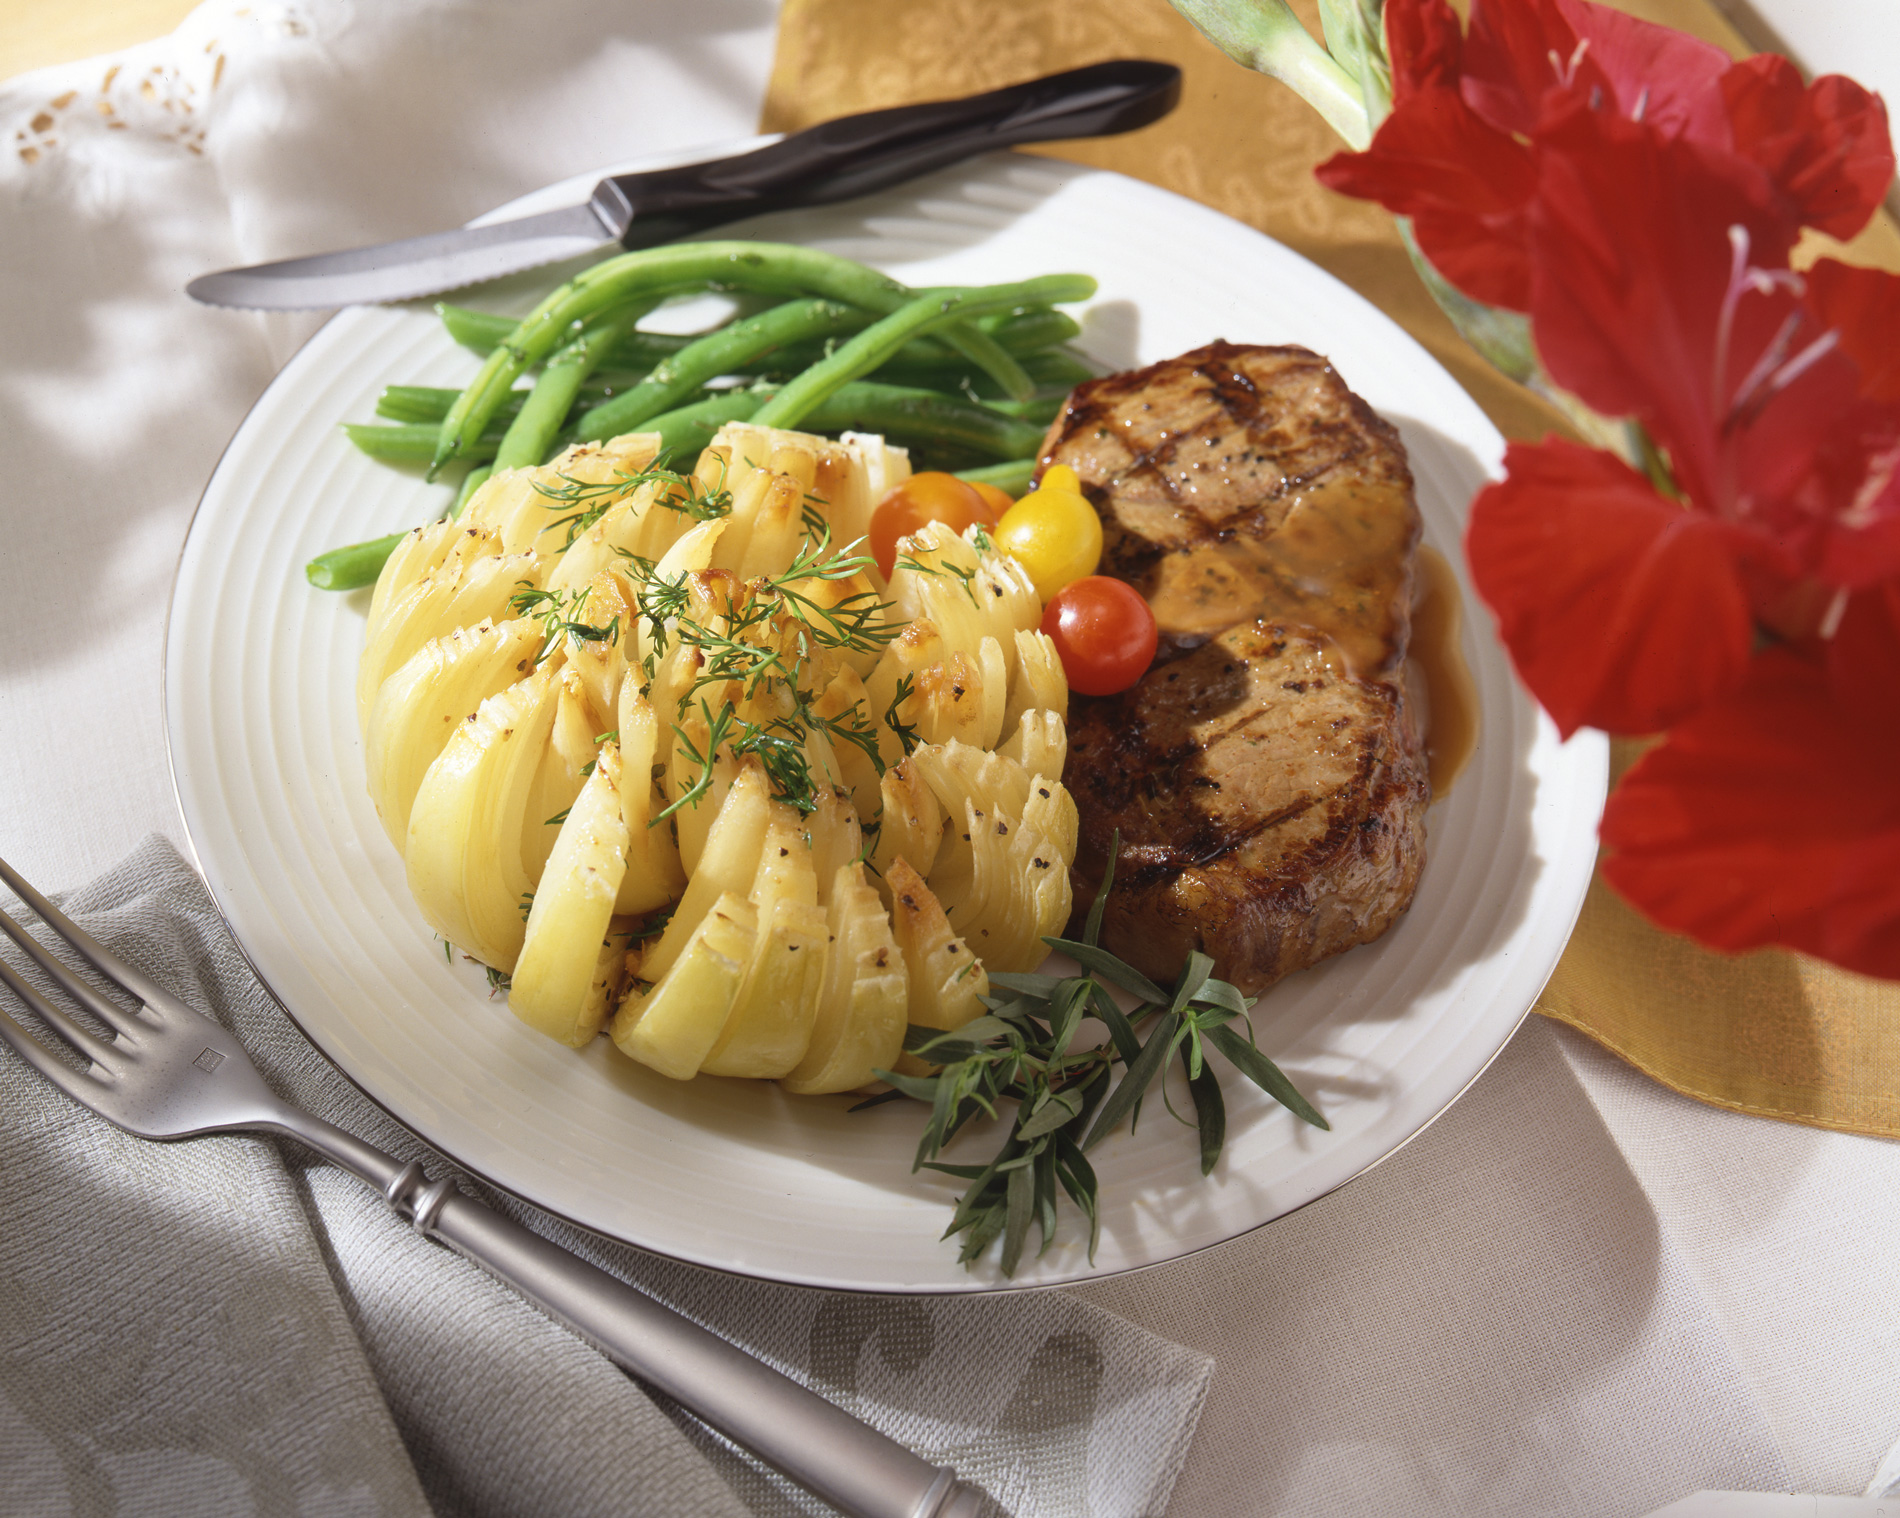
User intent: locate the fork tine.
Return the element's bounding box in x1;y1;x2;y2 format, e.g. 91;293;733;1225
0;855;174;1024
0;996;107;1105
0;892;148;1039
0;934;122;1072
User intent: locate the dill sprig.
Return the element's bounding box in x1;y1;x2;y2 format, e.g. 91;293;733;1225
882;673;922;759
508;583;621;664
893;547;980;606
637;528;910;816
531;458;735;548
769;529;902;655
864;837;1329;1277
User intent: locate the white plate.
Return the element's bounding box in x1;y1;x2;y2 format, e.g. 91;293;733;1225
165;148;1607;1292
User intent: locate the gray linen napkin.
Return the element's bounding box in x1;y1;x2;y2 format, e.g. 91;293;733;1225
0;837;1211;1518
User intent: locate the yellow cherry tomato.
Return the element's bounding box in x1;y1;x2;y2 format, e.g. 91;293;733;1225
992;464;1103;602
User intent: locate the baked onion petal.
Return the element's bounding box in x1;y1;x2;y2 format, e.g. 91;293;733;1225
1600;608;1900;977
1466;438;1754;737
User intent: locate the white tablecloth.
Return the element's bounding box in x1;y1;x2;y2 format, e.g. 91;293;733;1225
3;2;1898;1513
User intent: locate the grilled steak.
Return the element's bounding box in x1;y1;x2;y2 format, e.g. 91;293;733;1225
1048;341;1430;993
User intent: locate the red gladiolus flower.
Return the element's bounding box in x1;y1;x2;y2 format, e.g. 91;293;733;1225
1599;587;1900;978
1317;0;1894;313
1523;105;1900;598
1720;54;1896;239
1465;440;1755;737
1458;0;1730;139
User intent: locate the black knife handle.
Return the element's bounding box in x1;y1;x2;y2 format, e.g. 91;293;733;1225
592;59;1182;249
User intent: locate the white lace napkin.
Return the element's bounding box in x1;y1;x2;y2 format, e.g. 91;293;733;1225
0;837;1211;1518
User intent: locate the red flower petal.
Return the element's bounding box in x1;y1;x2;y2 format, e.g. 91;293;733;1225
1807;259;1900;404
1527;99;1798;511
1461;0;1729;138
1600;636;1900;978
1316;87;1538;310
1722;55;1896;241
1827;579;1900;714
1384;0;1467;101
1466;439;1755;736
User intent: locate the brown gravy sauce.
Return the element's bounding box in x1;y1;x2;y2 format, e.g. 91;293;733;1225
1135;475;1479;800
1410;544;1480;798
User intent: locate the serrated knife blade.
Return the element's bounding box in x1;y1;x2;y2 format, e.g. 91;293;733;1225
185;60;1181;311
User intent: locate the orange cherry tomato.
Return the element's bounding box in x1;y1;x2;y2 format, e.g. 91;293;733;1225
967;480;1016;520
1040;576;1158;696
868;472;1001;579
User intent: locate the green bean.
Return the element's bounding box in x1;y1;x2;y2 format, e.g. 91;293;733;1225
432;242;915;473
438;300;1079;396
935;323;1031;401
346;421;501;464
982;308;1083;349
639;388;772;462
437;304;699;375
994;347;1099;394
978;392;1067;425
801;383;1044;460
379;385;524;425
569;298;871;445
956;458;1038;496
750;275;1096;432
306;531;407;591
493;302;652;471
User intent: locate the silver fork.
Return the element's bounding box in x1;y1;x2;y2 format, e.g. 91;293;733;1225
0;855;992;1518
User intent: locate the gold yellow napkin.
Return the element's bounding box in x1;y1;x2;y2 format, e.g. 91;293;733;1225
765;0;1900;1139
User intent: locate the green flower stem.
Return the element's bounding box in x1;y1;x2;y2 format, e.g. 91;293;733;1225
1168;0;1372;148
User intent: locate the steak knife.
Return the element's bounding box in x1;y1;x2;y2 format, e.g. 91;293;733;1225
187;59;1181;310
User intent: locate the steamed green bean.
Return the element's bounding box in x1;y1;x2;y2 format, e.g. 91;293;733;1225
568;298;870;445
432;243;918;472
750;275;1095;431
493;301;652;471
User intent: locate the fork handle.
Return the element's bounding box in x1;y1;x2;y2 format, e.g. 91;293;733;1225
371;1161;990;1518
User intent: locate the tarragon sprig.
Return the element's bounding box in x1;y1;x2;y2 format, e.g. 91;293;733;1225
867;837;1329;1276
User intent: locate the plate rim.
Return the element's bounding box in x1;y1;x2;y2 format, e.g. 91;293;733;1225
163;145;1610;1294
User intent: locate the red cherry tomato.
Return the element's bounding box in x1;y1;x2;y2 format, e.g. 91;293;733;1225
1040;576;1158;696
868;472;1001;579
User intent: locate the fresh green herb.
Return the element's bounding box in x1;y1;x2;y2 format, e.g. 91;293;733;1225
865;836;1328;1276
892;548;980;606
508;583;621;664
651;701;737;826
883;672;921;759
627;904;675;943
532;459;733;549
634;530;906;814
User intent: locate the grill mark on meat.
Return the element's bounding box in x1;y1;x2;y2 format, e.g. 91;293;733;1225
1045;342;1430;994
